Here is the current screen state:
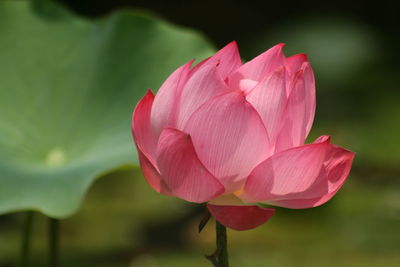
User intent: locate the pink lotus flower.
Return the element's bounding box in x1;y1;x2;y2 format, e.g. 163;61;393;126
132;42;355;231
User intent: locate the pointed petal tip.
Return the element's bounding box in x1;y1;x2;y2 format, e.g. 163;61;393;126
131;88;155;136
226;40;238;48
142;89;155;100
268;43;285;54
175;59;195;72
300;53;309;60
293;53;308;60
273;43;286;53
194;41;242;79
132;90;155;127
183;59;196;70
145;88;155;98
256;43;286;59
314;135;331;144
220;40;240;57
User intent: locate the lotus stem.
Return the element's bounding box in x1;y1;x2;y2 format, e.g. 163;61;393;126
206;221;229;267
48;218;60;267
216;221;229;267
20;211;34;267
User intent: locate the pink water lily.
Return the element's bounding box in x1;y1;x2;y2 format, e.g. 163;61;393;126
132;42;355;231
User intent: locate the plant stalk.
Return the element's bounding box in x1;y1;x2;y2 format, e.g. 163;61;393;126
20;211;34;267
48;218;60;267
206;221;229;267
215;221;229;267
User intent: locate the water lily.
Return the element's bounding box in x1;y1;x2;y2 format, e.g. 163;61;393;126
132;42;355;231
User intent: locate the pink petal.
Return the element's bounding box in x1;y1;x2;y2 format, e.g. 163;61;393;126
207;204;275;231
176;62;231;128
275;62;316;152
263;144;355;209
132;90;157;160
242;136;331;204
184;91;272;193
286;53;308;76
312;145;354;206
150;61;193;138
238;79;258;93
137;149;172;195
285;54;309;94
190;41;241;79
205;41;242;79
228;43;286;90
246;67;287;145
132;91;170;194
156;128;224;203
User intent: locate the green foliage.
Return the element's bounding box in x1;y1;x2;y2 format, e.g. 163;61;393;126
0;1;214;218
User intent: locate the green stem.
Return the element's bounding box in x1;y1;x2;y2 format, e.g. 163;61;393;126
206;221;229;267
20;211;34;267
215;221;229;267
48;218;60;267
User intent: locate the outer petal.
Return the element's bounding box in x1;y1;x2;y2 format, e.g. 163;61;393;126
150;61;193;138
207;204;275;231
242;136;331;203
137;150;171;195
317;145;354;202
194;41;242;79
228;43;286;90
184;91;272;193
246;67;287;145
285;53;309;94
176;62;231;128
263;144;354;208
292;145;354;207
132;90;157;157
156;128;224;203
275;62;316;152
132;90;170;194
286;54;308;76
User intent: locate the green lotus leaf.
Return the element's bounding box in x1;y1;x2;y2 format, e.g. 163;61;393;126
0;1;214;218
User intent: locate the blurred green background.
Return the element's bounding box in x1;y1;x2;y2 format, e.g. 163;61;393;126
1;0;399;266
